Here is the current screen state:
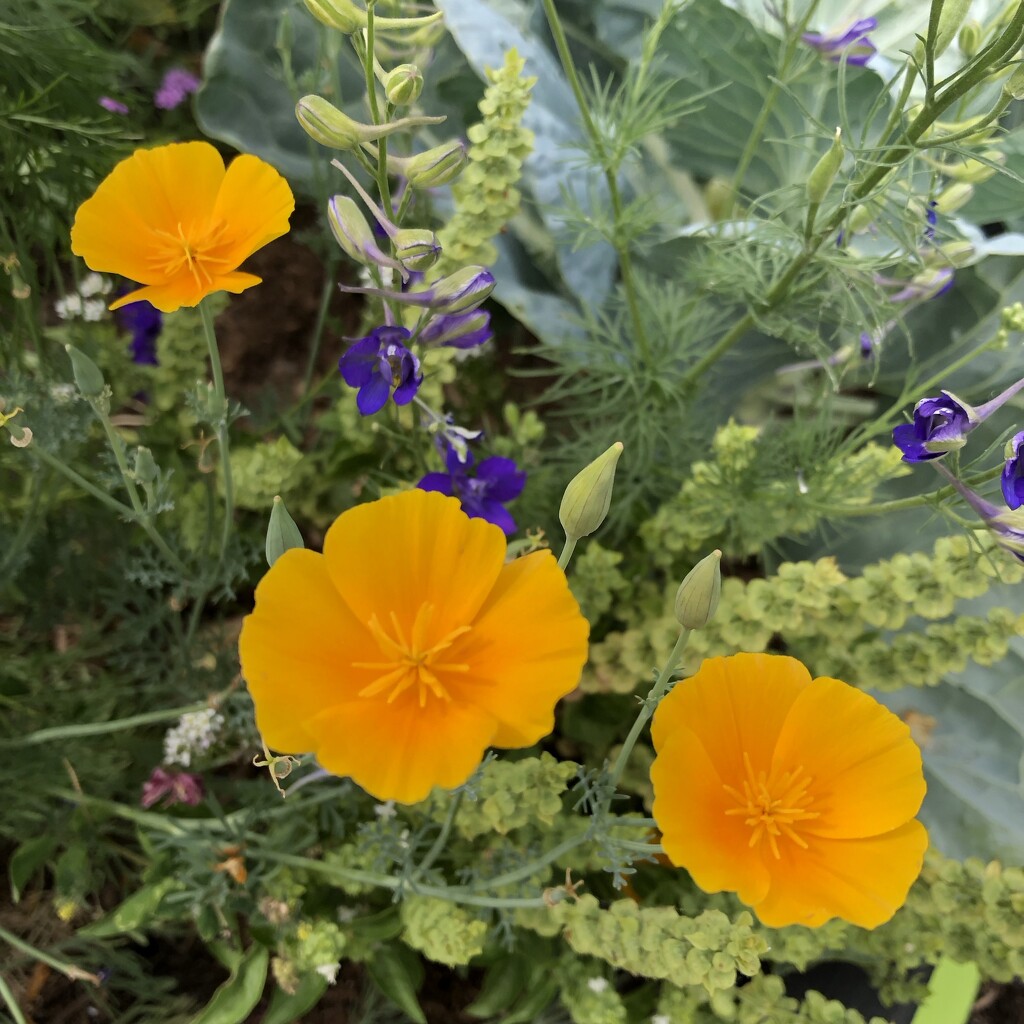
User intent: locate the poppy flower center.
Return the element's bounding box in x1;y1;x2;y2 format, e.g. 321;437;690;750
723;753;820;858
150;221;231;288
353;602;471;707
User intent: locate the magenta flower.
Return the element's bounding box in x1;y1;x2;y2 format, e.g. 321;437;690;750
99;97;129;115
141;768;204;808
155;68;201;110
1002;432;1024;510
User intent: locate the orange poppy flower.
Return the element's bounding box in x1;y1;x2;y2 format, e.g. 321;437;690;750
70;141;294;312
238;489;590;804
650;653;927;929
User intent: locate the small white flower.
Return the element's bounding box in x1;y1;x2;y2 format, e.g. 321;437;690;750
374;800;397;820
54;294;83;320
337;906;357;923
315;962;340;984
163;708;225;767
652;1015;671;1024
82;298;107;322
587;977;609;994
79;272;111;297
49;384;77;404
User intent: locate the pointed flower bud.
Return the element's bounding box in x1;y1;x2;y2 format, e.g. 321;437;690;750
934;463;1024;563
1005;63;1024;101
327;195;407;278
385;64;423;107
935;181;974;214
419;309;491;349
133;446;158;484
674;550;722;630
559;442;623;543
932;0;973;59
266;495;305;567
303;0;443;35
296;95;444;151
337;266;495;313
65;344;106;398
388;140;468;188
806;127;844;206
958;20;982;57
394;229;441;272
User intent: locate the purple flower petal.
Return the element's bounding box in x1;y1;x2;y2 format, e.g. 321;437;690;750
1002;432;1024;510
475;456;527;501
356;374;391;415
417;472;455;495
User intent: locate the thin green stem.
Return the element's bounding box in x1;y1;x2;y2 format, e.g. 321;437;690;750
298;257;340;421
0;924;100;985
411;791;463;882
607;628;691;793
199;300;234;568
0;975;28;1024
13;703;207;747
539;0;653;365
615;838;664;856
361;9;394;222
557;536;578;571
467;834;587;892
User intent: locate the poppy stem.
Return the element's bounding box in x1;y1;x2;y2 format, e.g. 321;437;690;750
556;536;577;571
410;790;464;882
607;628;691;795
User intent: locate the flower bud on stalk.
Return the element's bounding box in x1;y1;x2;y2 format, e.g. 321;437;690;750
386;141;468;188
327;195;408;278
932;0;973;59
296;95;444;150
385;64;423;107
393;229;441;272
133;446;158;484
303;0;443;35
337;266;495;313
958;20;982;57
674;550;722;630
935;181;974;214
1004;63;1024;102
559;442;623;543
806;127;844;206
266;495;304;568
65;344;106;399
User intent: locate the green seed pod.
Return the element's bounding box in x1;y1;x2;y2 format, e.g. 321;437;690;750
806;127;844;206
392;140;468;188
65;344;106;398
266;495;304;568
385;64;423;107
942;150;1003;184
394;228;441;272
674;550;722;630
559;442;624;543
933;0;973;59
935;181;975;214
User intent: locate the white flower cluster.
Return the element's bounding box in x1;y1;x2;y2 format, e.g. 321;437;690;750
54;273;112;322
163;707;225;767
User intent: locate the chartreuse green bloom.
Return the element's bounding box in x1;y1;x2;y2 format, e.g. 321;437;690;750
650;653;928;929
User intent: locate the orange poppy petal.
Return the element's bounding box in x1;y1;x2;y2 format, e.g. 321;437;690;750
753;820;929;929
322;490;507;642
239;548;378;753
651;653;811;781
448;549;589;748
71;142;226;281
651;729;772;906
210;154;295;267
772;676;926;840
309;697;498;804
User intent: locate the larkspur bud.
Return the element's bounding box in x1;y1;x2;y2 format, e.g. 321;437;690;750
428;266;495;313
266;495;304;568
385;64;423;107
941;150;1004;184
1004;63;1024;101
559;442;623;542
391;140;468;188
419;310;491;349
806;127;844;206
303;0;443;35
327;195;407;277
674;550;722;630
133;446;158;484
958;20;982;57
65;344;106;398
394;228;441;272
935;181;974;214
933;0;972;58
296;95;444;150
848;199;880;233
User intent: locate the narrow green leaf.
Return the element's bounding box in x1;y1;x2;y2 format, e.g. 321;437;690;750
261;973;329;1024
9;835;57;903
366;945;426;1024
191;945;269;1024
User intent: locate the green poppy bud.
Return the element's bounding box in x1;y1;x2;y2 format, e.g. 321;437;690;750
394;228;441;272
674;550;722;630
65;344;106;399
559;442;623;543
266;495;304;568
385;64;424;107
392;140;468;188
806;127;844;206
133;446;158;484
296;95;444;151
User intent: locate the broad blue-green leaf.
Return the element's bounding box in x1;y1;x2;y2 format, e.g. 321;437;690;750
434;0;617;311
962;130;1024;229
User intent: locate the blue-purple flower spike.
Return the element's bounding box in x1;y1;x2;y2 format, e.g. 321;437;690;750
339;325;422;416
893;376;1024;463
1002;431;1024;510
803;18;877;65
417;444;526;536
114;294;163;365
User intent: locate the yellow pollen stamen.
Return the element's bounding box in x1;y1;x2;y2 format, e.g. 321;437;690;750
723;752;819;858
354;602;471;706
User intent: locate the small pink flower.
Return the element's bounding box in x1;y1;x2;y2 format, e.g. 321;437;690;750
141;767;204;808
154;68;201;110
99;97;129;115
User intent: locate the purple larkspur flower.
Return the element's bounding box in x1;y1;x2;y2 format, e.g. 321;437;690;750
114;296;163;365
339;325;422;415
803;18;877;65
893;376;1024;462
141;767;204;808
99;96;129;115
155;68;201;110
418;445;526;536
1002;431;1024;510
419;309;492;349
935;463;1024;563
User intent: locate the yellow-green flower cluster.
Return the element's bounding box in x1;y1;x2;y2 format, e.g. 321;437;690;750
451;752;577;838
558;957;627;1024
435;48;535;272
399;894;488;966
569;542;631;622
549;896;766;994
229;436;303;510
